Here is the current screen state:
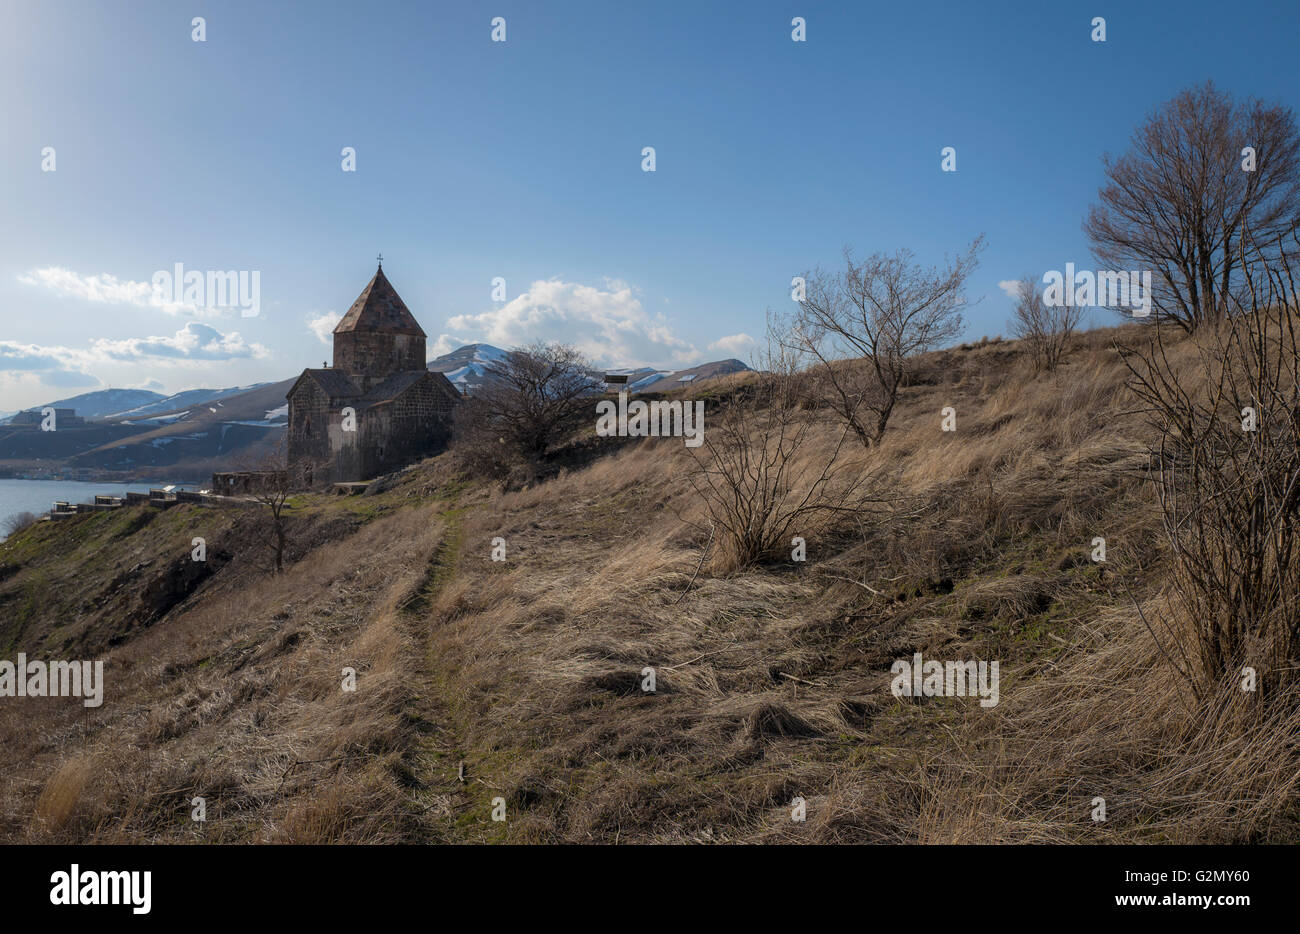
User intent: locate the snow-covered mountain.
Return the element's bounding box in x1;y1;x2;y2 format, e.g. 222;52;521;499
6;388;166;422
2;384;277;425
428;344;750;395
604;366;675;392
626;359;751;393
426;343;510;392
45;378;297;475
105;384;272;420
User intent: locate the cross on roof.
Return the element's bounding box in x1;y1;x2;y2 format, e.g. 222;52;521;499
376;252;383;268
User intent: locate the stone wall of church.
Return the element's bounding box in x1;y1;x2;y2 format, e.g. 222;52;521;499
359;378;457;479
328;414;363;483
287;380;333;483
333;331;426;391
289;374;457;485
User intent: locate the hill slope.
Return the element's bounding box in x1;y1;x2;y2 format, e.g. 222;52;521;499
59;379;295;477
104;384;273;420
5;388;165;422
1;325;1295;843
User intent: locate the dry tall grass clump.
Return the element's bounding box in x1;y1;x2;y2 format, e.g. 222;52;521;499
907;601;1300;843
32;755;95;836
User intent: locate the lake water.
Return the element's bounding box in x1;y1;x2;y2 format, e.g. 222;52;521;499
0;478;176;540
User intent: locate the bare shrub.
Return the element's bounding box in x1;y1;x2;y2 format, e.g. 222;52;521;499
2;511;40;537
784;237;984;446
685;341;880;571
1086;81;1300;331
1008;275;1083;372
449;396;515;482
1121;223;1300;699
473;341;594;462
232;438;311;574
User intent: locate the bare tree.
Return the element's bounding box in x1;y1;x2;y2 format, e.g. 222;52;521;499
1085;81;1300;331
2;511;40;538
1008;275;1083;372
686;337;881;571
474;341;594;461
251;468;293;575
1120;222;1300;700
783;237;984;446
231;438;307;574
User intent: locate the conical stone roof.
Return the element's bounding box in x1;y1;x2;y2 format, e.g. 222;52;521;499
334;265;425;337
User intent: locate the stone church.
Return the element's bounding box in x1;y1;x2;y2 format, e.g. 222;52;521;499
287;264;460;485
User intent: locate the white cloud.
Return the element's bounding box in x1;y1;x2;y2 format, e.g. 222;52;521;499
427;333;459;359
0;325;267;392
709;333;757;356
0;320;268;409
0;369;101;405
19;266;204;315
0;340;99;390
0;342;70;372
997;279;1022;301
307;311;342;345
445;278;702;368
91;323;268;362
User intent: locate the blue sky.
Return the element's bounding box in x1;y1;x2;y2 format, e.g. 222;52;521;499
3;0;1299;410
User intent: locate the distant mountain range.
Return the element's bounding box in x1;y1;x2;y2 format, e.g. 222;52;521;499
2;384;274;424
10;388;164;421
13;344;749;424
0;381;292;478
0;344;749;477
425;343;750;394
105;384;275;420
600;358;752;393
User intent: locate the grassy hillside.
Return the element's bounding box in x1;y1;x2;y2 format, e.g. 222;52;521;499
2;323;1296;843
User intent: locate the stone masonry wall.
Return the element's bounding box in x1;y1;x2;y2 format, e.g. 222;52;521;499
287;379;333;484
333;332;426;392
360;376;456;478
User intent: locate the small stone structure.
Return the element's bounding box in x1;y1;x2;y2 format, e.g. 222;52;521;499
211;471;287;495
10;407;86;427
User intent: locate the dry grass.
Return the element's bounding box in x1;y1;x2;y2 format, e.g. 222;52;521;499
33;755;95;835
1;503;448;842
2;321;1297;843
908;600;1300;843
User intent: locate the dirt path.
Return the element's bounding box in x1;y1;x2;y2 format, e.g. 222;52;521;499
396;497;479;842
